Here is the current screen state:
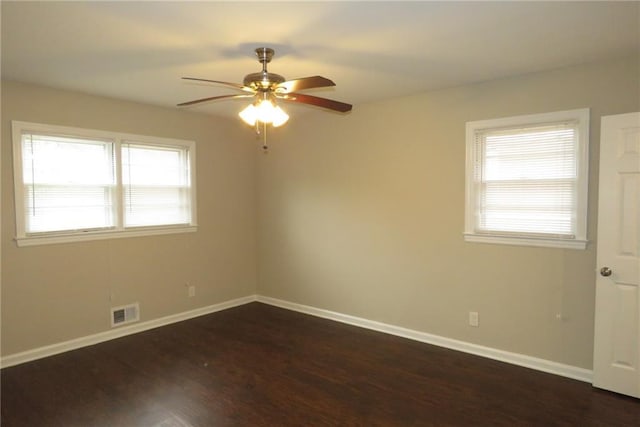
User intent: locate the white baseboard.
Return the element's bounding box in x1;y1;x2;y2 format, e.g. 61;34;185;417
256;295;593;383
1;293;593;384
0;295;258;369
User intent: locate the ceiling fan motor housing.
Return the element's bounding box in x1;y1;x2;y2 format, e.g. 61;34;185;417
243;71;285;91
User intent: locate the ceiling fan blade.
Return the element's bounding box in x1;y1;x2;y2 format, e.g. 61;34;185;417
276;76;335;93
281;93;352;113
177;94;254;107
181;77;254;93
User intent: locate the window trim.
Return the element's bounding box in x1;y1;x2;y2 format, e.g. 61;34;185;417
464;108;590;250
12;121;197;247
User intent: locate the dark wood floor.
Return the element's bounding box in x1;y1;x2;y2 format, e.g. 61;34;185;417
1;303;639;426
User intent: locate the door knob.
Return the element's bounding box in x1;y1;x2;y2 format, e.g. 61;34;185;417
600;267;612;277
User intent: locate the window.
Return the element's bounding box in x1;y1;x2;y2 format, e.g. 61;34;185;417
121;142;192;228
12;121;197;246
464;109;589;249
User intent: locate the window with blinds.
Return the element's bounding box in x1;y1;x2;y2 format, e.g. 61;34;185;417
122;143;192;228
12;121;197;246
21;134;116;234
464;109;589;249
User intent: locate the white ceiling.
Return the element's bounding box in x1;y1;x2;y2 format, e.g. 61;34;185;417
2;1;639;119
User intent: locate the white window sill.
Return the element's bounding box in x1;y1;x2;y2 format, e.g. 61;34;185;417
15;225;197;247
463;233;588;250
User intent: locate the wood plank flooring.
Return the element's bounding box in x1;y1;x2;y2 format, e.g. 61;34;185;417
2;302;639;426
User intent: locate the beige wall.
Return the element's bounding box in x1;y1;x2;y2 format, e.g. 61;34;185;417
3;56;639;369
256;56;640;369
1;81;258;355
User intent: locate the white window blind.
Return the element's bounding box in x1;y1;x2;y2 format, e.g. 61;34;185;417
122;143;192;227
475;123;578;237
12;121;197;246
465;109;589;249
21;133;115;234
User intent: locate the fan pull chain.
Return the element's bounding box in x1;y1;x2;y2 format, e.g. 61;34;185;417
263;121;268;152
254;120;269;153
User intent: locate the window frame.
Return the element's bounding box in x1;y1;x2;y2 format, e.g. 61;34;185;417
12;121;197;247
464;108;590;249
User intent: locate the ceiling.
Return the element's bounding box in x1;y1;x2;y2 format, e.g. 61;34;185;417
2;1;639;119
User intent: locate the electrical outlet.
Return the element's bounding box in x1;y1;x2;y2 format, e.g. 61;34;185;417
469;311;479;327
188;285;196;297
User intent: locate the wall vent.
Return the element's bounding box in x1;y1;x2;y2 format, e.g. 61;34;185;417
111;303;140;327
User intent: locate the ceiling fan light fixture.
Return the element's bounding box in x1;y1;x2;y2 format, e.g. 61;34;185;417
239;97;289;127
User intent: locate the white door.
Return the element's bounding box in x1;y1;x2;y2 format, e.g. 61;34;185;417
593;112;640;398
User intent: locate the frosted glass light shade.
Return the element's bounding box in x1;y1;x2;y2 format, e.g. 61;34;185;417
239;104;258;126
270;106;289;127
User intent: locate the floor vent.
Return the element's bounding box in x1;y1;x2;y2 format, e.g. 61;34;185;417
111;303;140;327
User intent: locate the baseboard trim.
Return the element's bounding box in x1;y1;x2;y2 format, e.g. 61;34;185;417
1;295;258;369
256;296;593;383
2;294;593;383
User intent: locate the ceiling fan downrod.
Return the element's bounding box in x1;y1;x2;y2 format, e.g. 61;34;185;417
255;47;274;70
243;47;285;90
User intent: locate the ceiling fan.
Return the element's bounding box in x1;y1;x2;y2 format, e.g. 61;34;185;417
177;47;352;129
